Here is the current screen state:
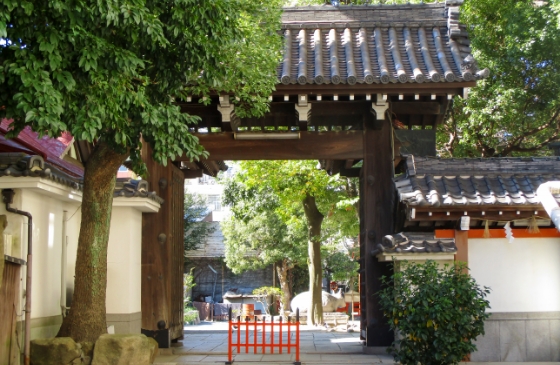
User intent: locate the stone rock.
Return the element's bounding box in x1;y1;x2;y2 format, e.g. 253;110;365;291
78;341;94;359
31;337;81;365
147;337;159;363
91;334;151;365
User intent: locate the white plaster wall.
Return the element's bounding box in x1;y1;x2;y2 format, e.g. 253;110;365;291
0;189;81;320
469;237;560;312
64;207;81;308
106;206;142;314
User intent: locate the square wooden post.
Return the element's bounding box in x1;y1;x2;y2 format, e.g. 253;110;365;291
360;97;394;347
455;229;469;272
141;144;185;346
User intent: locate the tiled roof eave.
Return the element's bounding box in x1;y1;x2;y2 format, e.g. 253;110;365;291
373;232;457;255
0;153;164;204
278;3;489;87
395;156;560;208
282;21;448;29
114;179;164;204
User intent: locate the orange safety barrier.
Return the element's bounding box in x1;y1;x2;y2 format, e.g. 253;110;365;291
226;308;301;365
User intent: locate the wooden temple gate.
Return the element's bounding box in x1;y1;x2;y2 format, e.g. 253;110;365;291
140;1;487;348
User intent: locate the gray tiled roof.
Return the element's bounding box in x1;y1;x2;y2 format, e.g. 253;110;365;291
114;179;164;204
373;232;456;254
279;1;487;85
395;156;560;207
0;153;82;189
0;153;162;203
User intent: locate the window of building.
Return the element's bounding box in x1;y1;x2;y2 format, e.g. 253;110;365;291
207;195;221;211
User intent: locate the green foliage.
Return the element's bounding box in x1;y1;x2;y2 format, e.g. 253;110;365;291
184;269;198;323
183;307;199;324
324;250;359;283
0;0;283;173
184;268;196;305
235;160;359;240
184;193;215;252
378;261;491;365
290;265;310;295
439;0;560;157
221;173;307;274
253;286;282;315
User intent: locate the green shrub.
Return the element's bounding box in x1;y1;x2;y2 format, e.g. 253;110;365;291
378;260;491;365
184;306;199;324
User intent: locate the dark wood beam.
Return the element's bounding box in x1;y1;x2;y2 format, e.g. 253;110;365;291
182;131;363;160
182;169;203;179
344;159;356;169
339;167;361;177
391;102;441;115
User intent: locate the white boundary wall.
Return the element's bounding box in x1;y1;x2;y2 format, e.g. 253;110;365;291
0;177;160;338
469;237;560;313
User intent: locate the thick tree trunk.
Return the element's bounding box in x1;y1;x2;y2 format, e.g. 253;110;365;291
275;259;293;316
57;142;128;343
302;194;324;326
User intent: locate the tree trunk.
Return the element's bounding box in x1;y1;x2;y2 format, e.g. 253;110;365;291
302;194;324;326
57;142;128;343
275;259;293;317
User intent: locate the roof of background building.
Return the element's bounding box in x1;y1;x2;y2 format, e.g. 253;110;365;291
395;156;560;207
0;119;83;177
0;153;162;203
185;222;225;258
278;1;487;86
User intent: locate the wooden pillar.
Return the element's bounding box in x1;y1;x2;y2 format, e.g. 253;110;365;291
455;229;469;269
141;144;185;346
360;96;394;347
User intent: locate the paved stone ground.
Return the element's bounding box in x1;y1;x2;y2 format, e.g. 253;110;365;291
153;321;560;365
153;321;395;364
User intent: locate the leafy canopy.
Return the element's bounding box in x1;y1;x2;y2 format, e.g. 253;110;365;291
324;249;359;283
439;0;560;157
221;169;307;273
236;160;359;240
379;261;491;365
0;0;283;173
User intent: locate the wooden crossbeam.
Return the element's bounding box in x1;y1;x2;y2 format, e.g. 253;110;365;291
181;131;363;160
391;102;441;115
182;169;203;179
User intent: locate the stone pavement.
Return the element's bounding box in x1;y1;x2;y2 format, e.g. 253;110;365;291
153;321;395;364
153;321;560;365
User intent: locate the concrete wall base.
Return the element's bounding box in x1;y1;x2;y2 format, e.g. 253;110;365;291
18;315;63;341
107;312;142;334
471;312;560;362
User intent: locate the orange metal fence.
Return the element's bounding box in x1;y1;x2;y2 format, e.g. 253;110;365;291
226;308;301;365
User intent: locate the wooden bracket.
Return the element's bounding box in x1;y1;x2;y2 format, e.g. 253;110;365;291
371;94;389;119
217;95;240;132
295;94;311;131
370;94;389;129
